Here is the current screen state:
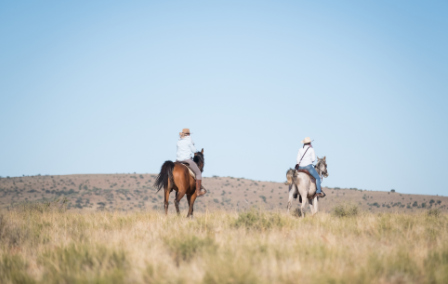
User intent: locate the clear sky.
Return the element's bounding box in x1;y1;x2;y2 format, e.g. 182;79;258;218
1;1;447;195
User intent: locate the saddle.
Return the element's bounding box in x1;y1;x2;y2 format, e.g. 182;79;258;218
176;162;197;180
294;165;316;183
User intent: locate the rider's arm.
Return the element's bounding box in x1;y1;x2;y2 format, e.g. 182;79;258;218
188;139;197;154
310;148;316;163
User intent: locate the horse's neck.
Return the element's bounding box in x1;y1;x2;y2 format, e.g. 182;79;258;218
315;164;322;175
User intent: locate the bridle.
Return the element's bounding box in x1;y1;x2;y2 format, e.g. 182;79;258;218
194;152;204;172
315;160;328;179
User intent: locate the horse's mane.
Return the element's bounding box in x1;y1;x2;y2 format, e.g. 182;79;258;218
193;151;204;165
193;151;204;173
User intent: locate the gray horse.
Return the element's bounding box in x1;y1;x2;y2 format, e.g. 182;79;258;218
285;157;329;217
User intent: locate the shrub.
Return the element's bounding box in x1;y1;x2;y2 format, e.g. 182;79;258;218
164;235;216;264
234;209;284;230
427;208;441;218
332;204;359;218
390;189;395;193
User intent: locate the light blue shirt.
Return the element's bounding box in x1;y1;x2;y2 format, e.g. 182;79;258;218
176;136;196;161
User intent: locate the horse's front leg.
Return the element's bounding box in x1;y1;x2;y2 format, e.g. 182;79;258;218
308;196;319;216
313;196;319;215
186;193;196;218
308;198;315;216
174;190;186;216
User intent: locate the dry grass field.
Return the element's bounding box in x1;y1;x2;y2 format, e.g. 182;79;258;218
1;204;447;284
1;174;448;283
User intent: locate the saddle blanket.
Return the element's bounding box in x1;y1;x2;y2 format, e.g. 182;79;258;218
295;169;316;183
177;162;196;180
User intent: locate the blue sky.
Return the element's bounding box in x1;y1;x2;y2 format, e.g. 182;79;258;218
1;1;447;195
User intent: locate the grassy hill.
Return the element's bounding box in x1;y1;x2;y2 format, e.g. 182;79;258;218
1;174;447;214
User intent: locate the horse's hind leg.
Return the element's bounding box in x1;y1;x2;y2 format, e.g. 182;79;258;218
164;188;170;215
175;191;186;216
287;185;294;213
300;196;308;218
186;194;196;218
174;191;180;215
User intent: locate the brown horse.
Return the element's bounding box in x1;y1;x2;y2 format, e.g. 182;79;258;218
154;149;205;217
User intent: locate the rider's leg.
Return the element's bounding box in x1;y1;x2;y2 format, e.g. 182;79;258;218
183;159;205;197
303;165;322;194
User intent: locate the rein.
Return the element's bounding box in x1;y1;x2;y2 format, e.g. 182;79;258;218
315;160;325;180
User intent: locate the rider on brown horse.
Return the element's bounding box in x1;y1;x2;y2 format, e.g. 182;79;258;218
177;128;206;197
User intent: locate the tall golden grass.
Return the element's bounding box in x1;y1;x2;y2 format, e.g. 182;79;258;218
0;203;447;283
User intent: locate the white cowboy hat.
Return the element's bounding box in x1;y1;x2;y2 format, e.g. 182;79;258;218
301;137;312;144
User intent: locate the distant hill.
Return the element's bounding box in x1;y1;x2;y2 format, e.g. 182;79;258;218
0;174;447;214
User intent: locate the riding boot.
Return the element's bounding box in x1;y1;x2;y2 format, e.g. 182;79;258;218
195;180;206;197
315;190;326;198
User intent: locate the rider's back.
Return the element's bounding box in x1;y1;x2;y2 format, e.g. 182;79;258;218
176;136;196;161
296;145;316;167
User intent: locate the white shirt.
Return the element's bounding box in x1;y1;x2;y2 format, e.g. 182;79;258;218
296;145;316;167
176;136;196;161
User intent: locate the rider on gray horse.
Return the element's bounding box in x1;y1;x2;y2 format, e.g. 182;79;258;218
296;137;326;198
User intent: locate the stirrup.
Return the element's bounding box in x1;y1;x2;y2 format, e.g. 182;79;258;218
196;188;206;197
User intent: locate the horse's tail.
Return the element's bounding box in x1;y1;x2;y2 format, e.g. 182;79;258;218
154;161;175;193
285;168;295;185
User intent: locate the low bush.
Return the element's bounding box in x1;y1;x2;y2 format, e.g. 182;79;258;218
234;209;284;230
332;204;359;218
164;235;216;264
427;208;441;218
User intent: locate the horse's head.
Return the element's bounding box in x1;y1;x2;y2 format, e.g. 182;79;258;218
193;148;205;172
316;156;329;178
